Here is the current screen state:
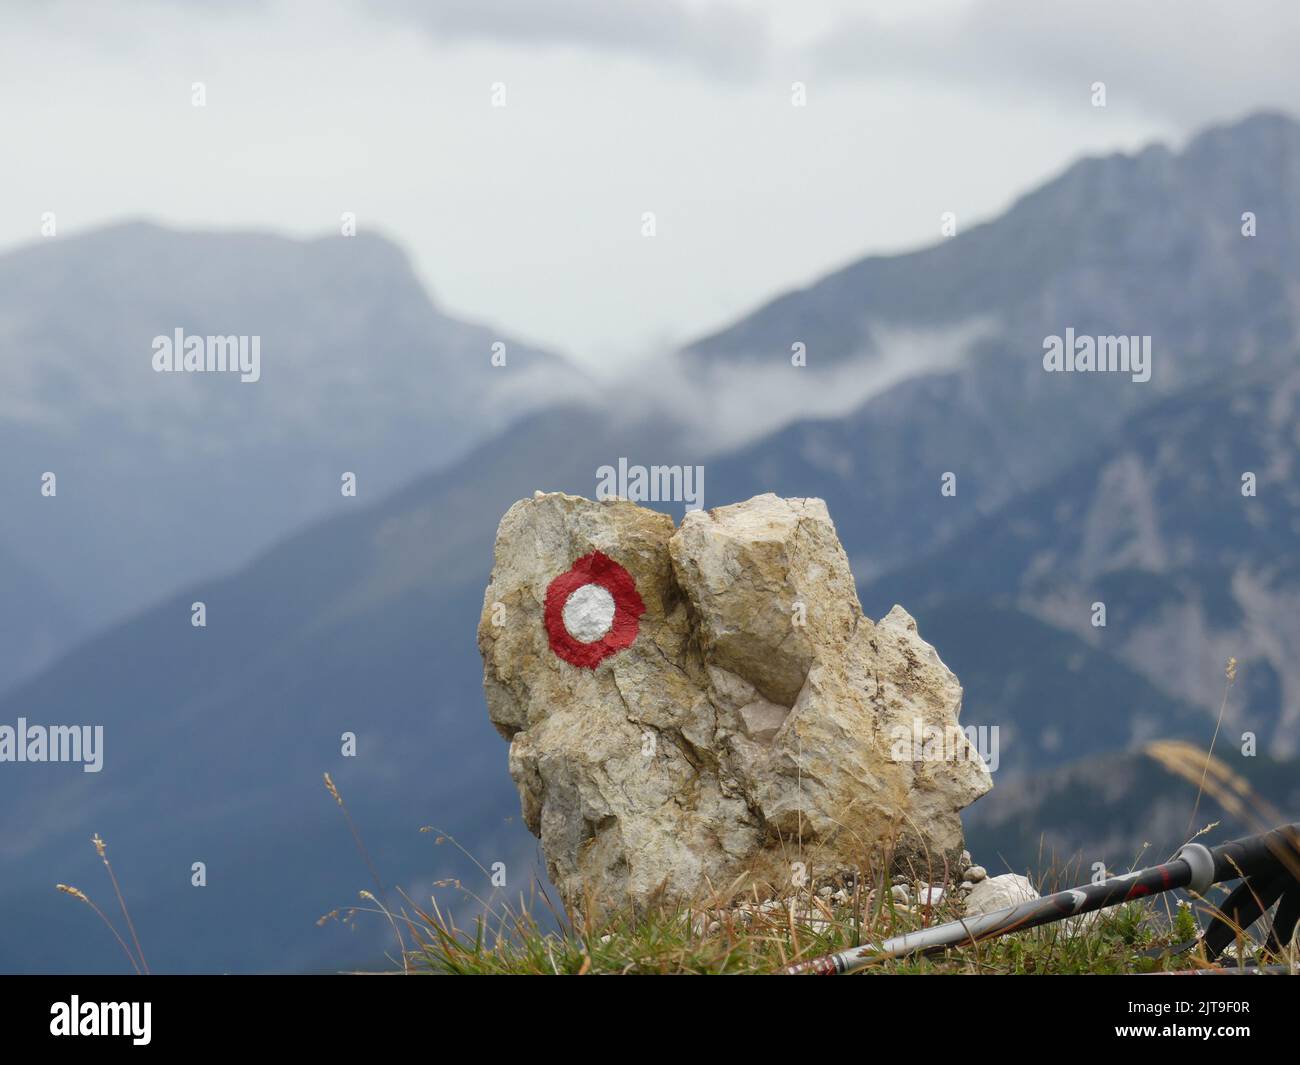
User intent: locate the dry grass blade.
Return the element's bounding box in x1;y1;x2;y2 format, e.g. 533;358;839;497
91;834;150;975
56;882;142;976
1145;740;1299;883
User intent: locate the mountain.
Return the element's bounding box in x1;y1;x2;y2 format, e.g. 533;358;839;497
690;111;1300;371
896;603;1206;777
0;540;83;688
0;404;685;973
0;221;581;694
864;360;1300;756
964;750;1300;879
686;111;1300;578
6;112;1300;972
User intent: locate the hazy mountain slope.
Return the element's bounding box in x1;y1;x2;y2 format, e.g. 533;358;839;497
0;540;83;689
908;603;1205;777
964;750;1300;878
0;221;580;693
864;360;1300;755
0;403;687;973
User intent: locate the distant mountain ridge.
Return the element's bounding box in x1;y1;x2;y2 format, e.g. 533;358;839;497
687;111;1300;370
0;221;583;693
0;404;672;973
687;110;1300;581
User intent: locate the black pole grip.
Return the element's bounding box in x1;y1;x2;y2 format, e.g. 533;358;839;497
1209;822;1300;882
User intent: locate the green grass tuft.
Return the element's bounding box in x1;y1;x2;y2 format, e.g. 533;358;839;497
398;882;1290;976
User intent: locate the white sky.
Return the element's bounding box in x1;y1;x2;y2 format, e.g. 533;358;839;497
3;0;1297;372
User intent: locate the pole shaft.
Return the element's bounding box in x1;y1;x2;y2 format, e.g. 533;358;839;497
784;823;1300;976
791;858;1191;976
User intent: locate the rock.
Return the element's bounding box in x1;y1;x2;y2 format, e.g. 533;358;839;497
479;492;993;917
962;865;987;883
890;885;911;904
915;884;945;907
960;850;972;869
963;874;1039;916
668;496;861;708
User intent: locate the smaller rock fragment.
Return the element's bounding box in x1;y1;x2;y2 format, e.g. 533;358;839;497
963;874;1039;916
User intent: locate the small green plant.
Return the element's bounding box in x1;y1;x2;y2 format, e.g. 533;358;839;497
1173;899;1199;943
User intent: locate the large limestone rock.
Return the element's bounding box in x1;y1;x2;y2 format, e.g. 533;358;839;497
478;492;991;915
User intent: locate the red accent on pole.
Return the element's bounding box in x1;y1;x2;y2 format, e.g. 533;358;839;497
544;551;645;669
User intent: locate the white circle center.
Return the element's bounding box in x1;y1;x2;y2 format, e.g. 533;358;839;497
563;583;616;643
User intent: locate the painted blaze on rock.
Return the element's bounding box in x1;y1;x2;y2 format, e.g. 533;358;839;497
478;492;992;916
543;551;645;668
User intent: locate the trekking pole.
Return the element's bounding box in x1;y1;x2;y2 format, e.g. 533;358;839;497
782;822;1300;975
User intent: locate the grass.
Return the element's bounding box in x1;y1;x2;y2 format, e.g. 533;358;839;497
54;688;1297;976
332;698;1300;976
394;872;1299;975
58;812;1298;975
316;730;1299;976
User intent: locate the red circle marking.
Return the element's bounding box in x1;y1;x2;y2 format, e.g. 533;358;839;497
544;552;645;669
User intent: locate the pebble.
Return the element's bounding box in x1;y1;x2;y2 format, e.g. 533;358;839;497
962;865;988;883
915;885;946;906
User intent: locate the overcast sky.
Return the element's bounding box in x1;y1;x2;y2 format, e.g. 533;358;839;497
3;0;1298;371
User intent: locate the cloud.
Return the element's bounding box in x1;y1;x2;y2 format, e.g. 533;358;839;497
1;0;771;78
626;316;996;454
808;0;1300;126
369;0;770;80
